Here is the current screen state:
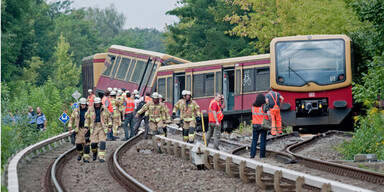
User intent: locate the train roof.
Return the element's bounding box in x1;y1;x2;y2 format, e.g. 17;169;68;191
158;54;270;71
81;53;108;62
109;45;190;64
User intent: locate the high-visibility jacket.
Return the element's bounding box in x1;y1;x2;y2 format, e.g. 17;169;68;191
87;94;95;105
124;97;135;114
208;99;224;123
180;100;200;122
145;96;152;103
252;106;269;125
137;101;167;123
104;97;113;113
102;96;107;105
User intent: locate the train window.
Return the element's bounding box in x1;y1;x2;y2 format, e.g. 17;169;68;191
235;69;241;95
256;68;269;91
206;73;214;96
125;59;136;82
193;73;214;97
167;77;173;102
148;63;158;87
131;60;147;83
111;56;121;78
243;68;255;92
102;55;115;76
216;71;222;94
116;58;131;80
186;75;191;91
158;78;166;100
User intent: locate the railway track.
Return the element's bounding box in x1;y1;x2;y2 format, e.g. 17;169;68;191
46;131;153;192
232;130;384;185
286;131;384;184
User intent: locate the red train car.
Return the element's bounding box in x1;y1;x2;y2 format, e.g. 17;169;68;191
270;35;353;128
155;54;271;129
95;45;190;95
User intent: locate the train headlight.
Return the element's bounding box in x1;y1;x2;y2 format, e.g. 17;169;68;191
301;104;305;109
319;103;322;108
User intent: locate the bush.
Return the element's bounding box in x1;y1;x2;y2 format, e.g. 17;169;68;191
338;108;384;160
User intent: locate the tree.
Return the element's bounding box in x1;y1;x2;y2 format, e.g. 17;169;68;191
51;34;80;91
226;0;363;53
165;0;257;61
20;57;44;84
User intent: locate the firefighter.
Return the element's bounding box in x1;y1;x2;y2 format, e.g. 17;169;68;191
206;93;224;150
85;97;111;162
266;89;284;135
109;91;122;140
117;89;124;128
123;91;135;140
159;94;172;137
179;91;200;143
135;92;168;136
172;90;187;118
68;98;90;162
87;89;95;106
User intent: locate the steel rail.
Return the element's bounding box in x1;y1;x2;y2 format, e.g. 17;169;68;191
109;131;154;192
286;130;384;184
7;131;72;192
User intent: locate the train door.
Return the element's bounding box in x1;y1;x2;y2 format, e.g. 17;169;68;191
173;73;185;106
223;68;235;111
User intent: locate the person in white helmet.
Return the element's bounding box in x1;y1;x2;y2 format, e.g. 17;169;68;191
85;97;112;162
87;89;95;106
136;92;168;137
178;91;200;143
68;97;90;162
159;94;171;137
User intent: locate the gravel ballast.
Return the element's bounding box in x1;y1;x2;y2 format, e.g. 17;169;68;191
121;140;260;192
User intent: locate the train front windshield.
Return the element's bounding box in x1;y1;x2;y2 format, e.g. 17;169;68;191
275;39;346;86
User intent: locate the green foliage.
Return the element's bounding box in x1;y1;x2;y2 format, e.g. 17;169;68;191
51;34;80;90
111;28;166;53
226;0;363;53
338;109;384;160
352;54;384;105
165;0;257;61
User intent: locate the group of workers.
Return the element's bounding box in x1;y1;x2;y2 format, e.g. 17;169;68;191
67;86;284;162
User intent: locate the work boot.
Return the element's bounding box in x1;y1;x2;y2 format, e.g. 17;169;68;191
93;153;97;161
77;155;82;161
83;159;89;163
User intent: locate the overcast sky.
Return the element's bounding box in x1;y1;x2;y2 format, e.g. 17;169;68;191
69;0;180;31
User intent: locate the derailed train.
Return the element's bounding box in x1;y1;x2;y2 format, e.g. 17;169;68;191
82;35;353;130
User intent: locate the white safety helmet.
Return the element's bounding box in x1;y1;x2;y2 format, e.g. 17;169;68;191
185;90;191;96
151;92;159;99
125;90;130;94
133;89;139;95
159;94;163;99
110;91;116;96
107;87;112;92
182;90;187;96
113;87;117;91
79;97;87;105
88;89;92;93
94;97;101;104
117;89;123;95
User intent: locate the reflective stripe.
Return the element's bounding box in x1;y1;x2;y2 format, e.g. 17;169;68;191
125;98;135;114
208;99;223;122
252;106;268;124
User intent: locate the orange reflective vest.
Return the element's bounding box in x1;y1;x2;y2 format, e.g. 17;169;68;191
208;99;224;123
88;94;95;105
145;96;152;103
252;106;269;125
105;97;113;113
125;97;135;114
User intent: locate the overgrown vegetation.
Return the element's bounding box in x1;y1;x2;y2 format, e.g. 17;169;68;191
1;0;166;178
